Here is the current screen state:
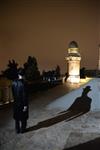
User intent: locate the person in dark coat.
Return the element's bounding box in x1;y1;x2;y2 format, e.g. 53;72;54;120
12;68;29;133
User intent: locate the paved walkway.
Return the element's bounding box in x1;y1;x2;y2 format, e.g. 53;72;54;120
0;78;100;150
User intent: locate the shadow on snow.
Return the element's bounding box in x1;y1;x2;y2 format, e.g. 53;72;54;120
63;137;100;150
25;85;92;132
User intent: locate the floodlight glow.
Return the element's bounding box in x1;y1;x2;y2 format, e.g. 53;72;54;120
67;76;80;83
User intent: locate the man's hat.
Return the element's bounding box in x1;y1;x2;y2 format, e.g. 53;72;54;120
18;68;24;76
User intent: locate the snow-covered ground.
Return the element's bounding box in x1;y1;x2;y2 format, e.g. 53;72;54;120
47;78;100;111
1;78;100;150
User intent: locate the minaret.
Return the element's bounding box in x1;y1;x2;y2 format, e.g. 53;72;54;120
65;41;81;83
98;44;100;70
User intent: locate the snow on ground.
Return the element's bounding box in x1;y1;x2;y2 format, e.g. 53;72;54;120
47;78;100;111
1;78;100;150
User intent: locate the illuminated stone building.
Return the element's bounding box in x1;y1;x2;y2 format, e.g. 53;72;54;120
65;41;81;83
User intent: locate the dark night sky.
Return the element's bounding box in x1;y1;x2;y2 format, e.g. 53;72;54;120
0;0;99;74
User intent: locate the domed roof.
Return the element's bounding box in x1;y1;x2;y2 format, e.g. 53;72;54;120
68;41;79;48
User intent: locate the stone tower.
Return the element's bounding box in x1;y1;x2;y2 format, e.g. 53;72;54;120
98;44;100;70
65;41;81;83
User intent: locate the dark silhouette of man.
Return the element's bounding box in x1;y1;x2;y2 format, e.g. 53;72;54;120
12;68;29;134
66;85;92;112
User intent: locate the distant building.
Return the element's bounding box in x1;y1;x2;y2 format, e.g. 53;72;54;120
65;41;81;83
98;44;100;71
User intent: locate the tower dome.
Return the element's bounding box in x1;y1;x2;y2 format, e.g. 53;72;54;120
68;41;80;56
68;41;78;48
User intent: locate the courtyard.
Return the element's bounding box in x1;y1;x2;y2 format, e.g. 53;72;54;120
0;78;100;150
